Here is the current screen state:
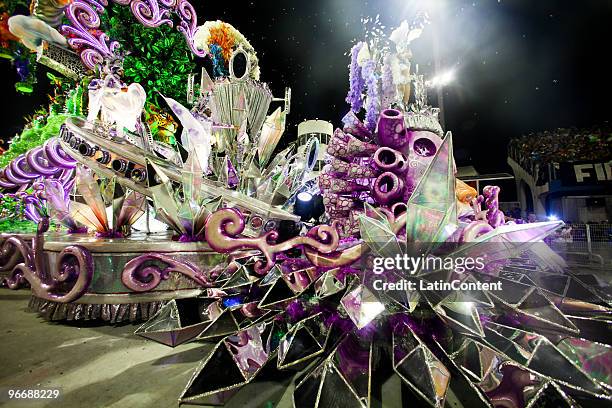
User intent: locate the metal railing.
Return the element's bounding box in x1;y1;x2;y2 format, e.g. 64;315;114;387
548;223;612;267
499;201;520;213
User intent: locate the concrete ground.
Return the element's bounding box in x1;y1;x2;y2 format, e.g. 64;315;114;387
0;290;295;408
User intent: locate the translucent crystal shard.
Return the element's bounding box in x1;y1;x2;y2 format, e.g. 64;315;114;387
258;266;320;309
331;336;373;405
358;212;403;259
114;190;146;230
293;355;366;408
258;276;297;309
225;325;269;380
226;157;239;188
135;298;238;347
180;341;250;403
392;322;450;407
527;337;606;395
450;338;499;382
340;284;385;329
314;269;346;298
221;262;260;290
148;157;221;238
68;167;145;234
258;106;286;167
453;220;564;266
44;179;83;231
135;299;214;347
405;132;457;246
435;300;485;338
180;323;271;405
70;166;108;231
99;176;116;207
525;381;578;408
277;314;328;369
556;337;611;386
162;95;213;171
515;289;578;333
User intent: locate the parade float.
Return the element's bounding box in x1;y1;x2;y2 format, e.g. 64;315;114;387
0;1;610;407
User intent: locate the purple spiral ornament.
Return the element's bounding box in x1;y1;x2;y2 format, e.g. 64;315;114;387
122;253;211;292
175;0;206;57
129;0;173;28
60;0;206;69
61;0;120;69
204;208;340;274
11;156;34;181
45;138;78;167
26;148;57;176
0;237;27;279
0;235;32;289
1;218;94;302
0;139;76;222
303;209;407;268
0;139;76;191
23;193;45;223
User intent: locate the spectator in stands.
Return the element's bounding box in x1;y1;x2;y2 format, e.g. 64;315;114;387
560;226;573;242
508;124;612;176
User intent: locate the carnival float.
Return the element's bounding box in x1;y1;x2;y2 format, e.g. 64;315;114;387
0;0;610;407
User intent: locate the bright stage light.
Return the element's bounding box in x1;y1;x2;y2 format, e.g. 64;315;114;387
427;69;455;88
297;192;313;202
547;214;559;221
294;192;314;221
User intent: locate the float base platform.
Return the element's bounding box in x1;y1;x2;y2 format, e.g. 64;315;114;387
1;232;226;323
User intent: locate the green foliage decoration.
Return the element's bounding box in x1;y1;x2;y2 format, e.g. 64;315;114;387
0;218;37;233
0;191;24;219
0;112;70;167
101;4;196;106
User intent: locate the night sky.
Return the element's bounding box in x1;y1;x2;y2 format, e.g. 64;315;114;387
1;0;610;174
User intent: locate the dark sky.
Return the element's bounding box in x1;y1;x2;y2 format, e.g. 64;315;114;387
1;0;610;174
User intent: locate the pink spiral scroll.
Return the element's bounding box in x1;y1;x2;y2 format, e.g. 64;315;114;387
204;208;340;274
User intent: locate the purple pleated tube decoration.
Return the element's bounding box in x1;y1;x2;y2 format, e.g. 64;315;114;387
373;147;408;174
377;108;408;153
373;172;405;205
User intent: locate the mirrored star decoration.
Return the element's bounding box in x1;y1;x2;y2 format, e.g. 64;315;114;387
128;17;610;408
134;129;610;407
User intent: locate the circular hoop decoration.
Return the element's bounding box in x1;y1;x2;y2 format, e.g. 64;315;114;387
303;137;320;171
229;46;251;81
